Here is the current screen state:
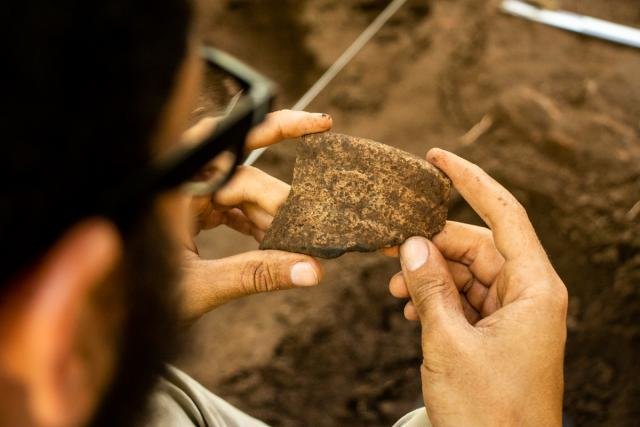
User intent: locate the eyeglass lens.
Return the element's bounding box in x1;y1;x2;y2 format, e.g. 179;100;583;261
182;58;247;195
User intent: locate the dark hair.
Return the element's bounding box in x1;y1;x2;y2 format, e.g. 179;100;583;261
0;0;192;286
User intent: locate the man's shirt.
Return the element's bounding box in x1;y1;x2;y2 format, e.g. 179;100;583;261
147;366;430;426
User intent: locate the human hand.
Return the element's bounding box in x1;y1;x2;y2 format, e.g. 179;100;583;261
389;149;568;426
180;110;332;321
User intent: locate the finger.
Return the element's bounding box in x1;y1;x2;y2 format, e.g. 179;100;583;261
404;301;419;321
198;204;270;241
182;117;219;146
194;201;224;230
399;237;467;330
181;250;323;320
214;166;290;215
427;149;545;262
219;208;252;233
481;284;500;316
389;272;409;298
460;295;480;325
465;280;489;314
241;203;274;231
396;250;483;324
380;246;399;257
447;260;490;314
218;208;265;242
435;221;504;284
246;110;333;150
446;260;476;290
253;229;266;243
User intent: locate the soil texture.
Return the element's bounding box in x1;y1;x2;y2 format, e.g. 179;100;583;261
179;1;640;425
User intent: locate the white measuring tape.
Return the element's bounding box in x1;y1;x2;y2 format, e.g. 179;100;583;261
501;0;640;49
243;0;409;166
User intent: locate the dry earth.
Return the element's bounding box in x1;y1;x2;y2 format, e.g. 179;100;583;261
178;1;640;425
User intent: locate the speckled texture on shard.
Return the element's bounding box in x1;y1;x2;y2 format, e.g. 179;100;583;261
260;132;451;258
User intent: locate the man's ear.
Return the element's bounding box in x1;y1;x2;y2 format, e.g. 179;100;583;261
3;219;122;427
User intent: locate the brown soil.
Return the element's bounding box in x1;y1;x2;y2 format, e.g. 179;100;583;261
178;1;640;425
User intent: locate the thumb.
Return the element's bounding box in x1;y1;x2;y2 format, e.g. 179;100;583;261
400;237;466;329
181;250;322;319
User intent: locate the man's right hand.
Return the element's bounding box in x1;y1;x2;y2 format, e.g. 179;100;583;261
389;149;568;426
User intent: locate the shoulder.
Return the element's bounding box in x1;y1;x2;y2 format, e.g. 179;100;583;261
145;366;270;427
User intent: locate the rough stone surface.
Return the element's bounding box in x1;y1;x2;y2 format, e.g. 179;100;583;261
260;132;451;258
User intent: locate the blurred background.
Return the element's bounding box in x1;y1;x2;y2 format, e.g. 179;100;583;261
177;1;640;425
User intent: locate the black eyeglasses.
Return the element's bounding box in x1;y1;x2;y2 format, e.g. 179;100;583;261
101;47;276;221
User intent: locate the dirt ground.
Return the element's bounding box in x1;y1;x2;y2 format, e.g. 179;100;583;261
177;1;640;425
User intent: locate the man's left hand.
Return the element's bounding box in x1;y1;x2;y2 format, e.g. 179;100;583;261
180;110;332;321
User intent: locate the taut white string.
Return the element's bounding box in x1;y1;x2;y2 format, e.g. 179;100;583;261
243;0;409;166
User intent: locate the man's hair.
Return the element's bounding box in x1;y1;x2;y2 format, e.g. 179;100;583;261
1;0;192;286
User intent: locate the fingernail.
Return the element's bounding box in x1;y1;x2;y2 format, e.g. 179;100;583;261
291;262;319;287
314;112;332;120
400;237;429;272
427;148;442;163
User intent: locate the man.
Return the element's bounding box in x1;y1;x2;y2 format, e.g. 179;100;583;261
0;0;567;426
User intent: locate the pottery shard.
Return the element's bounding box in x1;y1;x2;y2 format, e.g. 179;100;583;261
260;132;451;258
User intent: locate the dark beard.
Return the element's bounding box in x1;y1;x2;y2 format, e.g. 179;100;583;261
89;212;184;427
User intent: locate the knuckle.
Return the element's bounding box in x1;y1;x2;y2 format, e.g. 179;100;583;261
267;109;288;121
461;276;475;294
235;165;257;177
551;281;569;312
234;166;266;194
511;200;529;220
478;238;504;266
241;261;281;294
477;237;496;255
476;225;493;239
499;191;524;214
421;359;446;377
535;275;569;317
222;166;250;190
275;113;288;138
411;276;453;310
482;233;496;249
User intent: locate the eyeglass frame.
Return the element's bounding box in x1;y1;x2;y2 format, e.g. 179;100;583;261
100;46;277;222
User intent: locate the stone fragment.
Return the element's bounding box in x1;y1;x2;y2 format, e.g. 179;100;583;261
260;132;451;258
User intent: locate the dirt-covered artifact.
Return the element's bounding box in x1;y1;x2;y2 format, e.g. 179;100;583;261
260;132;451;258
